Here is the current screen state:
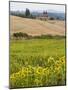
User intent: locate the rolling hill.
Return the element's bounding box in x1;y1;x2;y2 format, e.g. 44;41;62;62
10;15;65;36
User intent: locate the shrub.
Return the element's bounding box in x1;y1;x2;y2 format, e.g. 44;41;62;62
13;32;28;39
12;32;65;40
49;17;55;20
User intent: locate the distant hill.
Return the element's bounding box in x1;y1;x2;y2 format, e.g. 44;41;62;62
31;12;65;20
48;12;65;20
10;10;65;20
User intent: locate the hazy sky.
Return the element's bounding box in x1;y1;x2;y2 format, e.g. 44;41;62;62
10;2;65;13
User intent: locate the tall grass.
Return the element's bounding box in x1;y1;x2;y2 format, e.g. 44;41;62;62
10;39;66;88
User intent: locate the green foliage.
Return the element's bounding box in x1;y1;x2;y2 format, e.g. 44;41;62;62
10;9;36;19
10;39;66;88
25;8;31;17
13;32;28;39
10;56;66;88
49;17;55;20
12;32;65;39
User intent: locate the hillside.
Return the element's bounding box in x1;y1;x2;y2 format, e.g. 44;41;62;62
10;15;65;36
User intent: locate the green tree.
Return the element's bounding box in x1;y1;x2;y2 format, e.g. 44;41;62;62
25;8;30;17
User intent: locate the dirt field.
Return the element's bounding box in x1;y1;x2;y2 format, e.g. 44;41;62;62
10;15;65;36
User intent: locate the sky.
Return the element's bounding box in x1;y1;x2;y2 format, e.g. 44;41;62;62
10;2;65;13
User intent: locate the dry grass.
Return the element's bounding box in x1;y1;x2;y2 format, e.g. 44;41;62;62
10;16;65;36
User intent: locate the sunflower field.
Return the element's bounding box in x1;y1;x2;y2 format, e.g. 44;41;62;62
10;39;66;88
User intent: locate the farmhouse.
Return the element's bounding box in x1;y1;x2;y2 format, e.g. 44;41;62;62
36;11;48;20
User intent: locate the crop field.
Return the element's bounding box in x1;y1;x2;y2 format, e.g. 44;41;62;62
10;16;65;36
10;38;66;88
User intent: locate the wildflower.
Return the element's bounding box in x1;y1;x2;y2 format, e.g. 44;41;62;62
43;67;48;74
36;66;43;75
48;56;54;64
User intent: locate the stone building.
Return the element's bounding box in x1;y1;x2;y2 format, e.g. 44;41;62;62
36;11;48;20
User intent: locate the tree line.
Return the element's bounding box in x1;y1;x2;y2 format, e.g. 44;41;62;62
10;8;36;19
12;32;65;39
